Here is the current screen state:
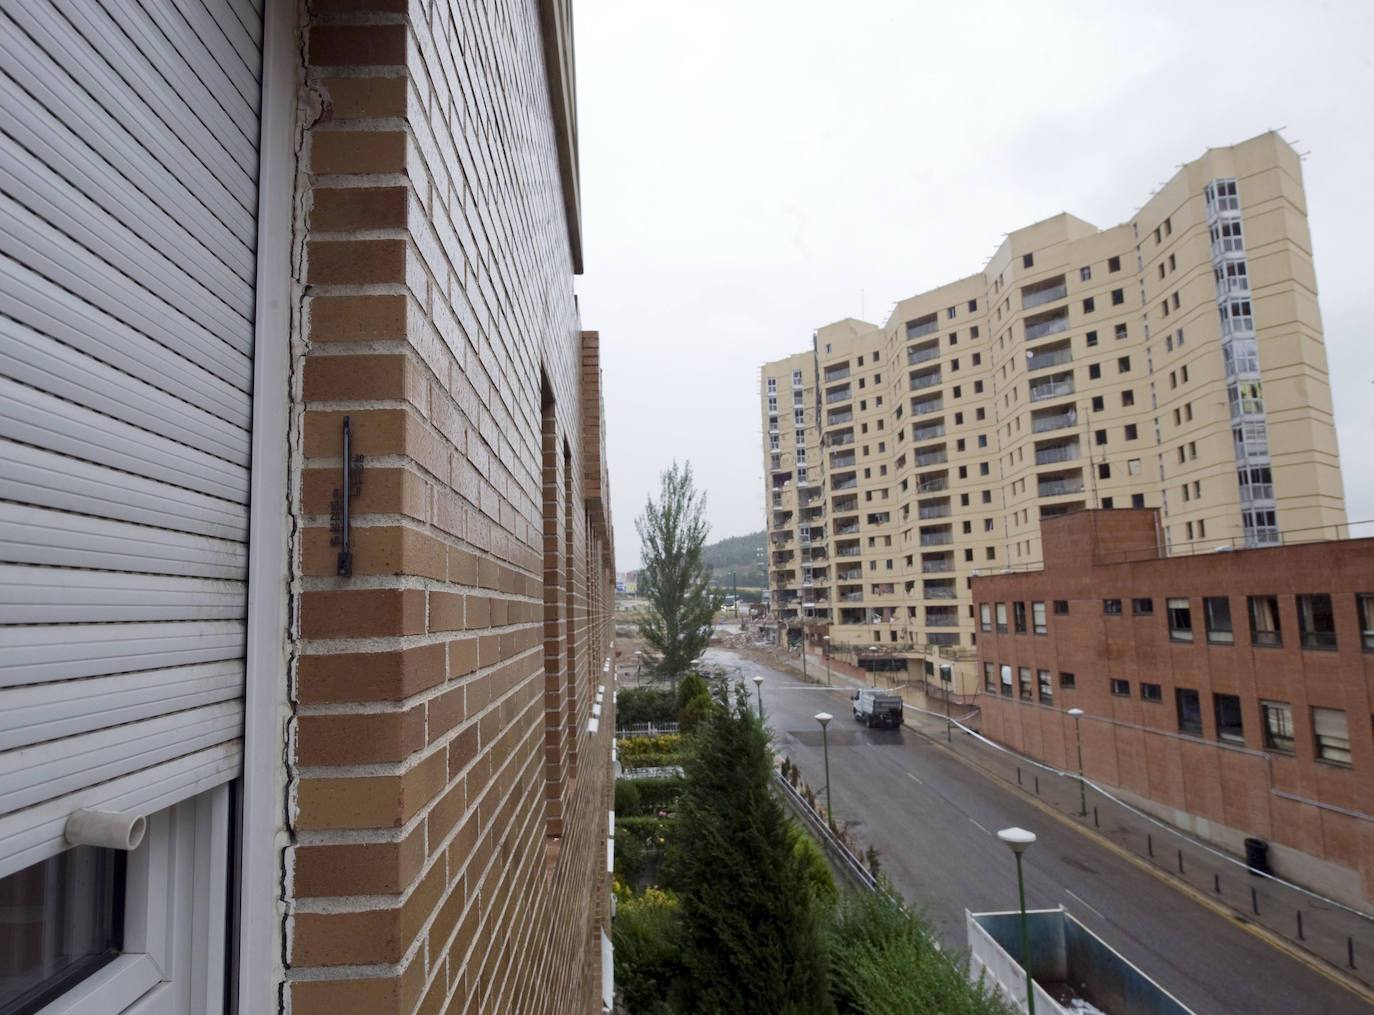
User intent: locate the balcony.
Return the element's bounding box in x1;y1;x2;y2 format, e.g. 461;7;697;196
925;608;961;627
828;430;855;447
837;568;862;581
831;474;857;491
870;583;895;596
1034;439;1079;466
832;496;858;513
1038;470;1085;498
825;386;852;404
1040;501;1085;520
919;528;952;547
912;422;946;442
921;555;954;573
909;368;942;391
835;546;861;558
916;472;948;494
827;409;853;426
772;530;794;545
824;365;851;382
918;498;951;520
1026;341;1072;372
834;524;860;537
1031;406;1078;433
906;313;938;340
1021;274;1067;309
768;419;779;434
1025;306;1070;342
908;342;940;366
923;580;958;600
830;452;856;469
839;592;864;603
912;395;943;416
914;448;948;468
1029;372;1075;403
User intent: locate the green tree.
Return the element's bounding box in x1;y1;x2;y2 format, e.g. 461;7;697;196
672;687;834;1015
636;462;721;678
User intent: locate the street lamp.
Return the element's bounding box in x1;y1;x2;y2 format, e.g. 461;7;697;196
751;674;764;721
634;650;642;682
997;827;1038;1015
815;712;834;832
1067;708;1086;817
822;635;831;686
940;663;953;743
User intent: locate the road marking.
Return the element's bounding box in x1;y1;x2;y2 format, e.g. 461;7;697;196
968;817;990;835
1065;889;1104;920
905;772;924;786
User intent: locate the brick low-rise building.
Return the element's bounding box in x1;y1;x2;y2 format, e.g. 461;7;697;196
974;510;1374;907
0;2;615;1014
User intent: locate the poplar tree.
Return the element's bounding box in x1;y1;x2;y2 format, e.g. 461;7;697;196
636;461;720;678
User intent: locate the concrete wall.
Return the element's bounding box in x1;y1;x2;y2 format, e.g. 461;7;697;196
283;2;615;1012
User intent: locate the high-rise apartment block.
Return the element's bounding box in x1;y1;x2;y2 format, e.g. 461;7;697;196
760;133;1346;691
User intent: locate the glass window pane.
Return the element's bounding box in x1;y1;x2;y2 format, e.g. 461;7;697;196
1205;597;1234;644
1298;594;1337;650
1261;700;1295;753
0;847;124;1014
1312;707;1351;765
1248;595;1282;647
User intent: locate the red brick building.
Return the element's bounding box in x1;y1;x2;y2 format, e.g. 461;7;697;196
973;511;1374;906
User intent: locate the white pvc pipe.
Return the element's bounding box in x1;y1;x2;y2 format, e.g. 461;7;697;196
65;809;146;851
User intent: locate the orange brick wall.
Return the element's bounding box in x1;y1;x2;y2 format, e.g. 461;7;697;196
285;2;614;1012
974;510;1374;904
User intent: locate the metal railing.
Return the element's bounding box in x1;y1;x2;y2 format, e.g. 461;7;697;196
1032;410;1077;433
909;371;942;391
912;398;943;415
1035;443;1079;466
1039;478;1085;497
1029;379;1075;402
912;425;946;441
907;345;940;366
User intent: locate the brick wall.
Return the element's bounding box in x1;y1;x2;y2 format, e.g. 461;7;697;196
286;2;614;1012
973;510;1374;905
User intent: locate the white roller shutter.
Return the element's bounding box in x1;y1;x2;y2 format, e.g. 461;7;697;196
0;0;264;880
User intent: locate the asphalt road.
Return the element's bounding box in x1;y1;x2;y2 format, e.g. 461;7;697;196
706;645;1372;1014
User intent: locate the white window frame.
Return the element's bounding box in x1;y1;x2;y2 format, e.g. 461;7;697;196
36;787;229;1015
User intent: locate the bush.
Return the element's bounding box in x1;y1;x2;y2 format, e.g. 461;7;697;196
613;887;687;1015
614;815;675;887
614;780;641;816
617;734;686;770
617;687;677;726
826;888;1017;1015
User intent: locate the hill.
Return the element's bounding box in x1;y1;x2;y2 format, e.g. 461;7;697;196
701;530;767;589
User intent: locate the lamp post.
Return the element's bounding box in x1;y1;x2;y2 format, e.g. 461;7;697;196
634;650;642;683
1068;708;1086;817
751;674;764;721
822;635;831;686
799;628;809;682
815;712;834;832
997;827;1038;1015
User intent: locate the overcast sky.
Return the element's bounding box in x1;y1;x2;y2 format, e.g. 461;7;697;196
572;0;1374;570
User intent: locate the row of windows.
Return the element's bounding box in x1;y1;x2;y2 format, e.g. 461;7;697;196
982;665;1353;767
979;593;1374;652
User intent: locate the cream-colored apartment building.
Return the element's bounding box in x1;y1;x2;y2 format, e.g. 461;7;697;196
760;132;1347;694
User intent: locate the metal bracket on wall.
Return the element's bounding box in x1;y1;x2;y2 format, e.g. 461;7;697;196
328;415;364;576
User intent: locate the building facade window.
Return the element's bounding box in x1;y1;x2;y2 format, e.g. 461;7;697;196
1312;707;1351;766
1103;598;1122;615
984;662;997;692
980;603;992;633
1357;593;1374;651
1110;678;1130;697
1059;672;1075;689
1053;600;1069;615
1204;597;1234;644
1032;601;1047;635
1261;701;1295;754
995;603;1008;634
1141;682;1163;703
1132;597;1153;615
1019;667;1033;700
1013;601;1027;633
1214;693;1244;743
1297;594;1337;650
1038;670;1053;704
1167;597;1193;642
1248;595;1282;647
1176;688;1202;735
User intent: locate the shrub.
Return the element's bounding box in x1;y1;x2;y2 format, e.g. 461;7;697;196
614;779;641;816
613;887;686;1015
617;686;676;726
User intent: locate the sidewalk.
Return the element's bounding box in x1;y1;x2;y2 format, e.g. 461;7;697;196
893;699;1374;998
